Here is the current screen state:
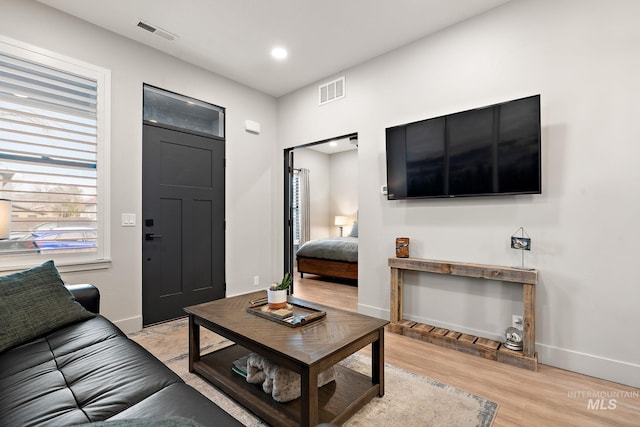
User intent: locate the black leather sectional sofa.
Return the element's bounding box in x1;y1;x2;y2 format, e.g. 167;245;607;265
0;281;242;427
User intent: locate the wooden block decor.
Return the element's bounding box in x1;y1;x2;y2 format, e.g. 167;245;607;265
403;323;433;341
444;331;461;340
388;319;416;335
430;327;449;337
398;319;417;328
413;323;435;333
476;337;500;350
458;334;477;344
497;346;538;371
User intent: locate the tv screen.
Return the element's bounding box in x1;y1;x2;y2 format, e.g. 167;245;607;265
385;95;541;200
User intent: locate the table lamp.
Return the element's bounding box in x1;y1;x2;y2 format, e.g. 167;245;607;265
334;215;348;237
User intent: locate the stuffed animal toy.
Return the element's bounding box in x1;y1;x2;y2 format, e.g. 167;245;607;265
245;352;336;402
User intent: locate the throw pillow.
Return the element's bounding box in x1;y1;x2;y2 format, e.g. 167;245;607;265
348;221;358;237
0;260;95;353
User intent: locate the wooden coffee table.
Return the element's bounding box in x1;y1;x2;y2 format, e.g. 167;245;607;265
184;291;389;427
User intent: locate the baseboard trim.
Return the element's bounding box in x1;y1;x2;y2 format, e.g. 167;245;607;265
537;343;640;388
357;303;388;321
357;304;639;388
113;315;142;334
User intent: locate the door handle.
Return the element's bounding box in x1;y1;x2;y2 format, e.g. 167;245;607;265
145;233;164;240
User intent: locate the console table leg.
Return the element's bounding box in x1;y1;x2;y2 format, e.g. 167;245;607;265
523;283;536;357
390;267;403;323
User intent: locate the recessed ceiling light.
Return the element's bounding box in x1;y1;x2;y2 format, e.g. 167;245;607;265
329;141;338;147
271;47;288;60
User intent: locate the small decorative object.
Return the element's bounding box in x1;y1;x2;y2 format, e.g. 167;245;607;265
510;227;531;270
504;326;523;351
247;299;326;327
267;273;292;309
396;237;410;258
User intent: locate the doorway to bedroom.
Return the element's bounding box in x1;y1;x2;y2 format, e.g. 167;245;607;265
283;133;359;301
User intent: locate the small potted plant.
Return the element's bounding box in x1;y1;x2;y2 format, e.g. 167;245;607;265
267;273;292;309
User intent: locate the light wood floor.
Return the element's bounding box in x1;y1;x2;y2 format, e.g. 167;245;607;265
292;275;639;426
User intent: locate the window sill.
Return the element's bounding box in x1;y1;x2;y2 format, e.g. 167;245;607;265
0;259;112;275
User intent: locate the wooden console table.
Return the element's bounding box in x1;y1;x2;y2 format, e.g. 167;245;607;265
389;257;538;371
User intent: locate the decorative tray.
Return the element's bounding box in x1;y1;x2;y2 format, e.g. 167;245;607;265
247;297;326;328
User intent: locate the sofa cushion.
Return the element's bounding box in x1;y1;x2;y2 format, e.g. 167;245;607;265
0;260;95;353
107;384;243;426
74;418;205;427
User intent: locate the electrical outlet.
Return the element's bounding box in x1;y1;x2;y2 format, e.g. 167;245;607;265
512;315;523;330
253;276;259;286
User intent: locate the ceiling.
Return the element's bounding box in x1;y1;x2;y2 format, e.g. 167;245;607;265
38;0;511;98
305;136;357;155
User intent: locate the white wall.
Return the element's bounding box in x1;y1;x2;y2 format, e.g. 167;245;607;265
294;148;358;238
1;0;280;331
330;150;358;236
277;0;640;387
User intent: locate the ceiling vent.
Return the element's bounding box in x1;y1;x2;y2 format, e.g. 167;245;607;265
319;76;345;105
136;20;177;41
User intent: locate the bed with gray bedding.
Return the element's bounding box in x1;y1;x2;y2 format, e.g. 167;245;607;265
296;236;358;281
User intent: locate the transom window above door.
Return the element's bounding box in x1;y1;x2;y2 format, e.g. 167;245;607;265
143;85;224;138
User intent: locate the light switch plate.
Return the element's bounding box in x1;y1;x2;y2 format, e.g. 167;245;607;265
121;213;136;227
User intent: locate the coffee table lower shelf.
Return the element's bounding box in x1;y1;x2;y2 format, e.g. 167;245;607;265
192;344;379;426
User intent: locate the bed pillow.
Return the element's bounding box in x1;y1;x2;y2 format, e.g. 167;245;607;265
348;221;358;237
0;260;95;353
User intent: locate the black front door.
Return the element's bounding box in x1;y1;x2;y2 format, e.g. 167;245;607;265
142;124;225;325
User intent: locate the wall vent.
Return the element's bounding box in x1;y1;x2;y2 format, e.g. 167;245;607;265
319;76;345;105
136;20;177;41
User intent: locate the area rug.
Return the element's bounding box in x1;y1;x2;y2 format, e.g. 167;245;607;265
129;318;498;427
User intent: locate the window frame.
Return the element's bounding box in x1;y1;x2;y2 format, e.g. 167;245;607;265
0;36;111;272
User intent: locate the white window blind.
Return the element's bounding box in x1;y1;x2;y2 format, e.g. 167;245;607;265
0;38;109;261
292;171;300;246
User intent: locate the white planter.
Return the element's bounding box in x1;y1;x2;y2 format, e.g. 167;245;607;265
267;289;287;309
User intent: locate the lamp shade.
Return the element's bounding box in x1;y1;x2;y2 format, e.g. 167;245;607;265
334;215;348;226
0;199;11;239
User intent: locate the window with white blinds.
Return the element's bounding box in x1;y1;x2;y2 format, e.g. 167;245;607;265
0;37;110;262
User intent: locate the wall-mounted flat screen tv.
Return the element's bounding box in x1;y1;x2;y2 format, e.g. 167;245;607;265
385;95;541;200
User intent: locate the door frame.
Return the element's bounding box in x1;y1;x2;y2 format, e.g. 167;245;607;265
283;132;358;292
